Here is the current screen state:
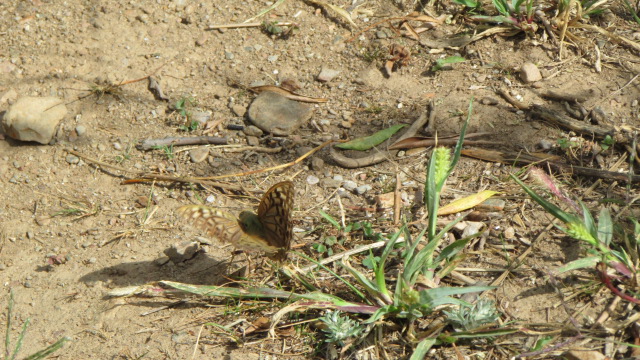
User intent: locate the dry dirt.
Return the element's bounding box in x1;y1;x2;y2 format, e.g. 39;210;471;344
0;0;639;359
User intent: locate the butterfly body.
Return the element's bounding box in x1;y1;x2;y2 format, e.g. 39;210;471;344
178;181;294;260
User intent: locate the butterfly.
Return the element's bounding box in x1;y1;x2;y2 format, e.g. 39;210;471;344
177;181;294;260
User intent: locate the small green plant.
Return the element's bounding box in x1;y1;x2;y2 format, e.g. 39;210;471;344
152;144;174;160
557;137;580;149
443;298;500;331
452;0;482;12
622;0;640;24
600;135;614;151
320;311;363;347
3;291;69;360
262;20;299;37
262;20;283;35
174;96;198;131
512;168;631;275
364;105;384;114
360;46;385;63
432;56;466;72
115;143;133;164
471;0;537;32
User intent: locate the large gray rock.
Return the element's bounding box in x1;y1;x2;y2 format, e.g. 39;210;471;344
247;91;313;136
2;96;67;144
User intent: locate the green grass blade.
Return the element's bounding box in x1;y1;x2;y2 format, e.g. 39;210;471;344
335;124;406;151
23;337;70;360
319;210;341;229
580;202;598;240
9;318;29;360
6;290;14;359
449;99;473;175
597;207;613;246
341;260;388;304
295;251;368;301
511;174;578;224
555;256;600;274
410;337;437;359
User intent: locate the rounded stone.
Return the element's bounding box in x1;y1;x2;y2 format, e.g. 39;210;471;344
247;91;313;136
2;96;67;144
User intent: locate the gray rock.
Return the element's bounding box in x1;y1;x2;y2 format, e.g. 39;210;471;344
75;125;86;136
520;62;542;83
310;157;324;170
343;180;357;191
191;111;212;125
246;135;260;146
65;155;79;164
243;125;263;137
317;67;341;82
189;148;209;163
231;104;246;117
333;174;344;182
538;139;553;150
306;175;320;185
2;96;67;144
224;51;234;60
247;91;313;136
355;185;372;195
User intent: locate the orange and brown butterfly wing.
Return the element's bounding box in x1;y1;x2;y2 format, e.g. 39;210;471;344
177;206;247;248
257;181;294;257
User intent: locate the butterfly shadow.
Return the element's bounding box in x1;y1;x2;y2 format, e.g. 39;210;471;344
78;250;240;295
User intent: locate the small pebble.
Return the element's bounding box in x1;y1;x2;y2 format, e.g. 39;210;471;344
189;148;209;163
246;136;259;146
539;139;553;150
243;125;263;137
0;264;6;270
480;97;499;105
231;104;246;117
75;125;86;136
97;144;106;151
267;55;278;63
520;62;542;83
310;157;324;171
65;155;79;164
306;175;320;185
343;180;357;191
355;185;372;195
224;51;234;60
317;67;340;82
87;257;97;264
333;174;344;182
113;142;122;150
206;195;215;203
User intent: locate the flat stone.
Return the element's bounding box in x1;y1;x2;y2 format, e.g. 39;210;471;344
231;104;246;117
243;125;263;137
164;241;202;264
310;157;324;170
2;96;67;144
246;135;259;146
189;148;209;163
317;67;340;82
520;62;542;83
247;91;313;136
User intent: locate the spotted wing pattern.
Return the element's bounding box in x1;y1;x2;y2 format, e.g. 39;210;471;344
257;181;294;255
177;181;294;258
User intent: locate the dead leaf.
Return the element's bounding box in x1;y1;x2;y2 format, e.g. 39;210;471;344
438;190;499;215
